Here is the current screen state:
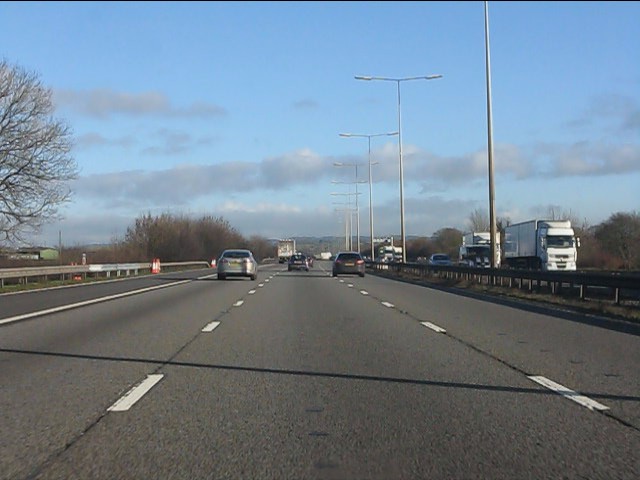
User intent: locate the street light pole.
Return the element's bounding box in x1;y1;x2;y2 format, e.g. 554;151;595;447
333;163;366;252
355;74;442;263
484;1;498;272
339;131;398;259
332;204;351;250
331;191;361;250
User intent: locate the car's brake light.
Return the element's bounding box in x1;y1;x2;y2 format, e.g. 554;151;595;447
356;259;364;265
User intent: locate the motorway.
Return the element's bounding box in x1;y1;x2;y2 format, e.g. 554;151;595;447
1;261;639;479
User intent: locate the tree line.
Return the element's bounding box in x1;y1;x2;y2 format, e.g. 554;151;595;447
1;59;638;271
399;209;640;270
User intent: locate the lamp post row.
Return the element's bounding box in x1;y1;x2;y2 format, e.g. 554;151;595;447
339;3;496;266
351;75;442;263
338;132;397;259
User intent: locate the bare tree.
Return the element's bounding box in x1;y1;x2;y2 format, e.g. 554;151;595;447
432;227;463;258
545;206;582;224
594;211;640;270
467;208;489;232
0;60;77;245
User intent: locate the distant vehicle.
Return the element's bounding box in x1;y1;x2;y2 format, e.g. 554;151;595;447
318;252;332;260
503;219;579;271
288;253;309;272
277;239;296;264
377;245;402;263
428;253;452;266
459;231;500;268
217;249;258;280
332;251;365;277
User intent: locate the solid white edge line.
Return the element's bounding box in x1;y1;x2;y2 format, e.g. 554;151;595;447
420;321;447;334
528;375;609;411
202;321;221;332
197;273;218;280
108;374;164;412
0;280;192;326
381;301;394;308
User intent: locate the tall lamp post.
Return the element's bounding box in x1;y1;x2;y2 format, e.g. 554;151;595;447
332;204;351;250
331;192;361;250
333;163;365;252
339;131;398;259
484;1;498;272
355;74;442;263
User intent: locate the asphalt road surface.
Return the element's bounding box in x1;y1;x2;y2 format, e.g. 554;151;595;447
1;261;638;479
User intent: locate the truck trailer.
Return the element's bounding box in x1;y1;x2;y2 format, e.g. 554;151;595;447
378;245;402;263
277;239;296;263
459;231;500;268
503;220;579;271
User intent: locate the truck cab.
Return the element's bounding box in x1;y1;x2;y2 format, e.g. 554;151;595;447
538;223;579;271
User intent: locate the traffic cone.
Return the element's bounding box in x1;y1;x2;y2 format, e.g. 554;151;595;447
152;258;161;274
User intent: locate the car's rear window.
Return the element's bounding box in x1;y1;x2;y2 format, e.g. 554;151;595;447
337;253;361;261
223;251;250;259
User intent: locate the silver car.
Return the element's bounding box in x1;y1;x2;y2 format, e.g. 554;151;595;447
428;253;452;266
217;249;258;280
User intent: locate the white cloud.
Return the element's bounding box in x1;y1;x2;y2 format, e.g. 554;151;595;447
540;141;640;177
54;88;227;118
217;201;302;214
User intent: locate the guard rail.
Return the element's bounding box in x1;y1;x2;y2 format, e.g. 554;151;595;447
369;261;640;306
0;261;211;289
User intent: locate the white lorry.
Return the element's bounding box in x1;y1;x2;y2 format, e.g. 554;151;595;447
459;231;500;268
378;245;402;263
503;219;579;271
277;239;296;264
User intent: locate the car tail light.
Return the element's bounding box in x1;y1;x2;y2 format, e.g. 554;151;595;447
356;259;364;265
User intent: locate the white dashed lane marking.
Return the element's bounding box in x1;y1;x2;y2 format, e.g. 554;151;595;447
528;375;609;411
381;302;394;308
233;300;244;307
202;321;221;332
108;374;164;412
421;322;447;333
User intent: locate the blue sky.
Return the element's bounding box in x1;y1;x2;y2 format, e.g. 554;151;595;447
1;1;638;247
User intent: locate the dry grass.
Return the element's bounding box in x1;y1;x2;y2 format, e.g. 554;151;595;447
374;270;640;323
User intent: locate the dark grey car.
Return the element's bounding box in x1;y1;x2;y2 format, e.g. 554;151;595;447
288;253;309;272
332;251;365;277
